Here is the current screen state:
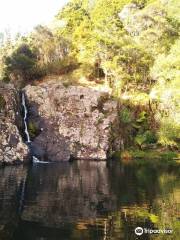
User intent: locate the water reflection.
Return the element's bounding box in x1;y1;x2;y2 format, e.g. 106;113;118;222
0;166;27;240
22;161;113;225
0;161;179;240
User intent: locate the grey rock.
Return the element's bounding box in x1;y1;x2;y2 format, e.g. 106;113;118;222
24;81;121;161
0;84;29;165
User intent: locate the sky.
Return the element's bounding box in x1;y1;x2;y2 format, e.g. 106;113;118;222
0;0;69;35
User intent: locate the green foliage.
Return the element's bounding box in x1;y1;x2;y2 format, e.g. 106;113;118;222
0;0;179;149
28;121;39;139
119;107;133;124
145;130;157;144
157;117;180;148
160;151;178;161
150;39;180;148
136;111;147;123
56;0;154;90
29;25;70;67
134;134;147;148
3;43;37;83
127;149;178;162
134;130;157;148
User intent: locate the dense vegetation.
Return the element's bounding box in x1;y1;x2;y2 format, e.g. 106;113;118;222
0;0;179;151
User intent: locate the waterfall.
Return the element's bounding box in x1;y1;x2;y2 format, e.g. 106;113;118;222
22;93;31;143
21;92;49;164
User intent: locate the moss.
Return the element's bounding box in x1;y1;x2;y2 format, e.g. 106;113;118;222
28;121;39;138
62;81;71;88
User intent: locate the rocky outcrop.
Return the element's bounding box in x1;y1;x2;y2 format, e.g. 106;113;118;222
0;84;29;165
24;80;121;161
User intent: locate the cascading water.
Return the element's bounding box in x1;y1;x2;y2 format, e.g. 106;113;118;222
21;92;49;164
22;93;31;143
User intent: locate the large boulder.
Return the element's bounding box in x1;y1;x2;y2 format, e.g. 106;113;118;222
0;84;29;165
24;80;121;161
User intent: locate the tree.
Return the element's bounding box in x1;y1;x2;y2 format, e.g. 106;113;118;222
3;43;37;84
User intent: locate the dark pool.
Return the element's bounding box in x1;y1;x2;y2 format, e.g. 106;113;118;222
0;160;179;240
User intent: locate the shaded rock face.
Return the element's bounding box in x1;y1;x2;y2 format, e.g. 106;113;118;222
25;81;121;161
0;84;29;165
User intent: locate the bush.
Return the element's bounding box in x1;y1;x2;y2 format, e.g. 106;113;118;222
120;107;133;124
144;130;157;144
3;43;37;83
158;117;180;148
134;134;147;149
134;130;157;148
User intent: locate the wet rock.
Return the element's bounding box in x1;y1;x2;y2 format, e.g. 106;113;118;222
24;81;121;161
30;142;45;160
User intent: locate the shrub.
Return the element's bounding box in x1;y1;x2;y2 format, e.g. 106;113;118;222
158;117;180;148
120;107;133;124
3;43;37;83
144;130;157;144
134;134;147;149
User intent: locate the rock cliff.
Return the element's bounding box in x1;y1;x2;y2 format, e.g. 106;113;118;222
24;80;121;161
0;84;29;165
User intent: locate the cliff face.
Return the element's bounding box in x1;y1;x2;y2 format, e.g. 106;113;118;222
0;84;29;165
25;80;121;161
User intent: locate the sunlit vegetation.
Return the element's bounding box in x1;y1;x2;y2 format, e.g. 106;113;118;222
0;0;179;150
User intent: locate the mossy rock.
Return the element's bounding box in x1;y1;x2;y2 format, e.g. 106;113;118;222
62;81;71;88
28;121;39;138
